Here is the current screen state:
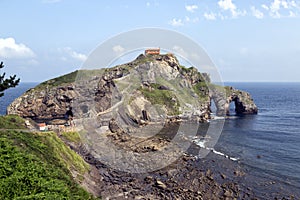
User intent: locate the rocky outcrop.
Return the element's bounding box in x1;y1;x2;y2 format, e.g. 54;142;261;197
226;88;258;115
7;53;257;123
7;85;76;119
211;86;258;116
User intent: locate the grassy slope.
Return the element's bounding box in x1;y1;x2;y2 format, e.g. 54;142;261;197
137;64;210;115
139;83;180;115
0;116;95;200
0;115;26;129
34;69;105;90
36;70;79;89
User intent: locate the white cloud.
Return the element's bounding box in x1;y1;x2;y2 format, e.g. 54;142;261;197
204;12;217;20
281;0;289;8
290;0;297;7
270;0;281;17
217;0;246;18
185;5;198;13
62;47;87;62
71;52;87;62
0;37;35;59
146;2;150;7
169;18;184;26
251;6;264;19
268;0;299;18
184;16;199;23
218;0;236;16
112;45;125;54
261;4;269;10
218;0;236;11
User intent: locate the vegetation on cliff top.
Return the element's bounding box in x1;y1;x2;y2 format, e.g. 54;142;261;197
0;116;95;199
34;70;78;90
35;69;105;90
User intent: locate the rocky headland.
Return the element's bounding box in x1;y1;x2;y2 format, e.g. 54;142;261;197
5;53;272;199
7;53;257;121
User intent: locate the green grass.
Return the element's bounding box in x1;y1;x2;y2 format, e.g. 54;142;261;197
139;83;180;115
179;65;194;74
0;116;95;199
134;55;155;66
37;70;79;89
75;69;106;81
35;69;105;90
61;131;81;144
0;130;93;199
0;115;26;129
192;82;209;102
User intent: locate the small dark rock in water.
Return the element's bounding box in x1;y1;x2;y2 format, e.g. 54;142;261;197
221;173;226;179
234;170;245;177
257;155;262;159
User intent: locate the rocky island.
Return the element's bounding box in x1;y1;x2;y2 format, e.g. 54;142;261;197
5;52;267;199
7;53;257;121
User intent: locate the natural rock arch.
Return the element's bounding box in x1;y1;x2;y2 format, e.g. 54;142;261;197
211;87;258;116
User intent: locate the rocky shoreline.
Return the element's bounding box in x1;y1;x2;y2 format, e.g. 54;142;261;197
63;137;298;200
57;122;298;200
69;141;251;199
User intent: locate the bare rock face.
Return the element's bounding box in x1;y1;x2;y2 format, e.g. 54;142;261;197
7;85;76;119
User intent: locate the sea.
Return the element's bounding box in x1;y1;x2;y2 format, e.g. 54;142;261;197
215;82;300;197
1;82;300;197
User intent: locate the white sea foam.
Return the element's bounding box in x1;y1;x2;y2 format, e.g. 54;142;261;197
211;149;239;161
212;116;225;120
192;138;239;161
194;139;206;148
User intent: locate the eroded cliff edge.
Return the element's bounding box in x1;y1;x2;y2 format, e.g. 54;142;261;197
7;53;257;123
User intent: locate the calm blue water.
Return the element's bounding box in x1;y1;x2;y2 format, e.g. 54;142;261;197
1;82;300;194
216;82;300;193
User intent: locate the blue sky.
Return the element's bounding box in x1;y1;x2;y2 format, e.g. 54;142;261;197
0;0;300;82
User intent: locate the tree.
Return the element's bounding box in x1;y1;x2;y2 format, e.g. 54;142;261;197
0;62;20;97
